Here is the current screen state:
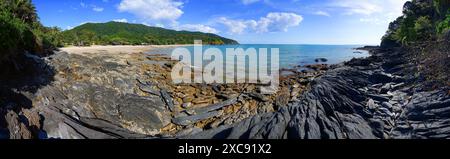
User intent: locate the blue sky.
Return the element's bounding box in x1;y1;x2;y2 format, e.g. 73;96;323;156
33;0;409;45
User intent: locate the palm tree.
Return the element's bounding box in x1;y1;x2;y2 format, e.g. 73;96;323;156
4;0;38;24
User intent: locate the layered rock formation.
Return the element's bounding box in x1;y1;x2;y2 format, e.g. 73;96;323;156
1;0;448;140
188;46;449;139
0;50;322;139
1;40;447;139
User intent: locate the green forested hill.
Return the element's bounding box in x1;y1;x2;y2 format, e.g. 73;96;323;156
62;22;239;46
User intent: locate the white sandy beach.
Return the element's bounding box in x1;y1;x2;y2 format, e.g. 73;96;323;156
59;45;192;55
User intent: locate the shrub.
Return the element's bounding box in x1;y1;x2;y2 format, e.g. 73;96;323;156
0;11;30;62
0;0;61;63
391;16;418;45
436;13;450;34
414;16;433;38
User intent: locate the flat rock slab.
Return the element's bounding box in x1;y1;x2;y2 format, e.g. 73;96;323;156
160;89;175;112
192;97;238;114
172;111;223;126
118;94;171;133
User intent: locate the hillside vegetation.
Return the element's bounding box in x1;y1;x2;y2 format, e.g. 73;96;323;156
0;0;62;63
1;0;238;65
382;0;450;47
61;22;239;46
381;0;449;90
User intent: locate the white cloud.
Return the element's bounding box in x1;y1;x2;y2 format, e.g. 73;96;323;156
313;11;331;17
79;21;98;25
113;18;128;23
329;0;407;16
330;0;381;15
80;2;87;8
218;12;303;34
81;1;105;12
93;7;104;12
263;12;303;32
155;23;165;28
359;18;383;25
218;17;250;34
66;26;73;30
142;22;165;28
241;0;260;5
118;0;183;24
323;0;408;25
176;24;219;34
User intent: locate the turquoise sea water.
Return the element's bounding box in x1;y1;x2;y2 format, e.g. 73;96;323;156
147;44;370;69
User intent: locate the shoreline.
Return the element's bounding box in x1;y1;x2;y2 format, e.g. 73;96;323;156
57;44;371;85
59;44;193;55
2;42;448;139
189;45;449;139
59;44;369;69
8;44;325;138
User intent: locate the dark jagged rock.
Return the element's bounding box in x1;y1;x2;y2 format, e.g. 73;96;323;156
367;94;390;102
369;72;393;84
188;66;382;139
381;39;401;49
305;64;329;71
391;90;450;139
0;52;174;139
187;46;449;139
315;58;328;63
2;20;448;139
2;46;448;139
346;58;372;67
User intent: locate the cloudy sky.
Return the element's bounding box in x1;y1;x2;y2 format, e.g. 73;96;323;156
34;0;409;45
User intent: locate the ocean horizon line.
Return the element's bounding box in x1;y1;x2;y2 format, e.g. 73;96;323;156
211;43;379;46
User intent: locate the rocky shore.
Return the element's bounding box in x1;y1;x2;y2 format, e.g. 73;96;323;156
188;46;450;139
0;46;329;139
0;43;448;139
